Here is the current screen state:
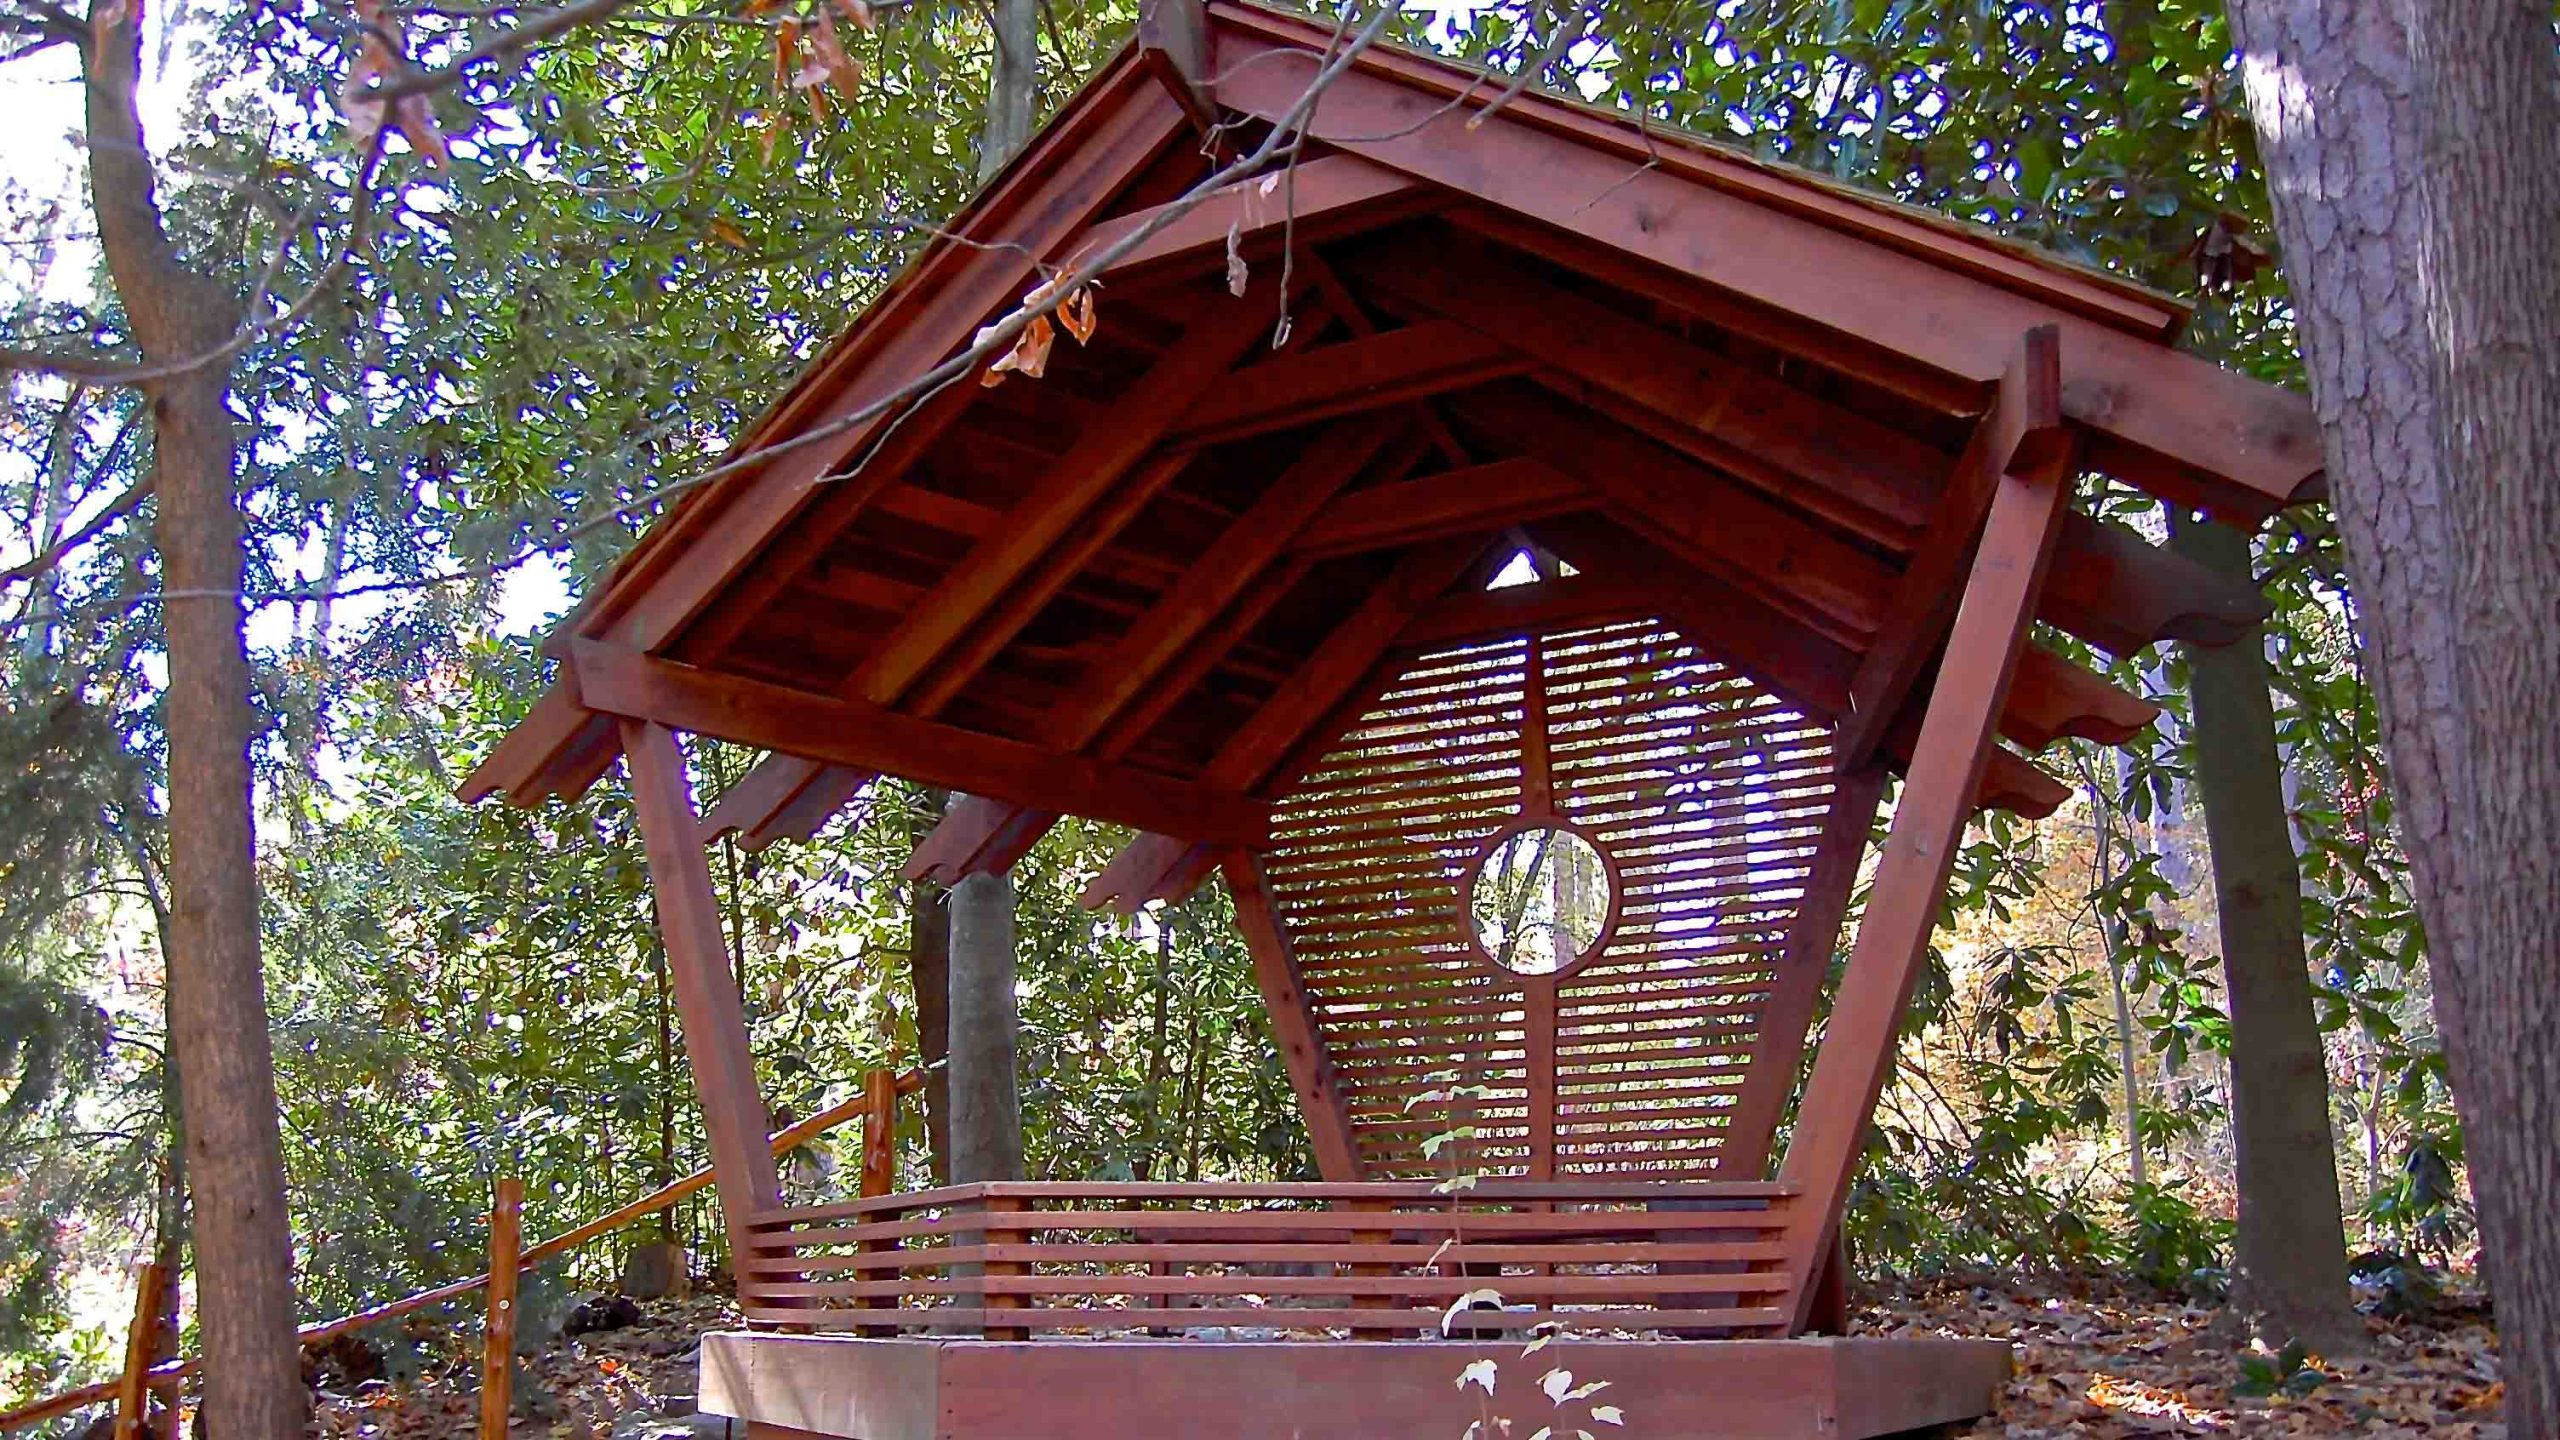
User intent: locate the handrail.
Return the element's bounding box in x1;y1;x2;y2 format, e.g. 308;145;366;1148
0;1070;919;1434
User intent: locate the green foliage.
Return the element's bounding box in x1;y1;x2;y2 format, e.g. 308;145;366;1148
2234;1339;2329;1399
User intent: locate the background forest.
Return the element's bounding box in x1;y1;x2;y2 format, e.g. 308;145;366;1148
0;0;2462;1414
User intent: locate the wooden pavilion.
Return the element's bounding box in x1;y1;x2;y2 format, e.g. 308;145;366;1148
463;3;2322;1434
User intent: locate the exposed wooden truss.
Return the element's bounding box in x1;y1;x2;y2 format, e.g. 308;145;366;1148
460;1;2327;1356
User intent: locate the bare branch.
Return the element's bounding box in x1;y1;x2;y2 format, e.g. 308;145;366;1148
159;3;1405;612
366;0;637;101
1;340;139;381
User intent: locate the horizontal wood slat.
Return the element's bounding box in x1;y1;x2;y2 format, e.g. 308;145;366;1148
1261;615;1840;1181
737;1179;1807;1338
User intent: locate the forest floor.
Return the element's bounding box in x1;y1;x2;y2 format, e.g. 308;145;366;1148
302;1276;2504;1439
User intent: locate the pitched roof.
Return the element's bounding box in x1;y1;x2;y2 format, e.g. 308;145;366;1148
463;0;2319;861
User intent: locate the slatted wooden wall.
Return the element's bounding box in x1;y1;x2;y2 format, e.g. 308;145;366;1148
1262;616;1844;1181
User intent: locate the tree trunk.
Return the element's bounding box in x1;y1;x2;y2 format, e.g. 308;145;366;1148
946;867;1022;1184
2231;0;2560;1420
977;0;1039;183
2168;510;2359;1354
905;791;953;1184
79;3;303;1435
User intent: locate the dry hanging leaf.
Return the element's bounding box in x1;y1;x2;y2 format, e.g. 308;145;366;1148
1224;221;1248;297
833;0;875;31
807;6;861;97
708;217;749;248
980;314;1056;387
1055;286;1097;345
342;0;448;167
773;18;799;95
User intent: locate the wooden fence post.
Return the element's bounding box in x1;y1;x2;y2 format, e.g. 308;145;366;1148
480;1179;524;1440
858;1069;900;1334
111;1262;168;1440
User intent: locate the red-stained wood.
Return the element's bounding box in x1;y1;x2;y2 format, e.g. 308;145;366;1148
479;1179;523;1440
1774;418;2076;1333
903;795;1059;884
468;76;1196;804
1076;154;1425;282
622;721;787;1249
1079;831;1203;915
1047;418;1408;753
699;756;875;851
1717;766;1887;1181
1837;326;2067;771
1288;458;1590;559
577;642;1270;848
1204;537;1498;794
1164;321;1531;448
2002;645;2161;750
1339;239;1935;544
2043;512;2271;654
1453;390;1893;645
1212;33;2322;519
1524;978;1559;1181
849;293;1287;713
110;1262;168;1440
1394;568;1658;650
1222;851;1364;1180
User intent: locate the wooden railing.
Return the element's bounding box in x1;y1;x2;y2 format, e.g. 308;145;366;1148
736;1179;1805;1339
0;1069;920;1436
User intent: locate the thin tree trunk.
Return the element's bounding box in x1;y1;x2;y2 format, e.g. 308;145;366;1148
947;866;1022;1184
977;0;1039;183
2231;0;2560;1420
2169;510;2359;1352
1136;911;1172;1181
20;384;87;668
79;1;302;1433
906;790;953;1184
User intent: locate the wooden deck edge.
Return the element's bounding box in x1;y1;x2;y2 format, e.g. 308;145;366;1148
701;1331;2014;1440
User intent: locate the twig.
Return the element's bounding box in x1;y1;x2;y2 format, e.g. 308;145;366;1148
168;3;1402;611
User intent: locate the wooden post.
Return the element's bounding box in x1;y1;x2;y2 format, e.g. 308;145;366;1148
1773;374;2075;1330
479;1179;523;1440
981;1197;1029;1340
111;1262;168;1440
858;1069;900;1333
620;719;786;1257
1717;765;1889;1180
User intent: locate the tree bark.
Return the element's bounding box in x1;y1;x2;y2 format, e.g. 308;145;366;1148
79;0;303;1430
2231;0;2560;1420
946;866;1022;1184
905;792;953;1185
2169;510;2359;1354
977;0;1038;183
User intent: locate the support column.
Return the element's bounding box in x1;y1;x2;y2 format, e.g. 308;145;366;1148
1773;418;2074;1332
1717;764;1888;1180
1223;851;1364;1179
620;719;783;1255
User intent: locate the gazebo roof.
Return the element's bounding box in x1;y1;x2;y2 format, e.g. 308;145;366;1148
461;0;2321;881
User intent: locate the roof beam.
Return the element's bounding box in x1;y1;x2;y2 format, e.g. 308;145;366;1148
568;640;1270;848
1525;514;2070;817
1838;327;2068;771
1047;417;1411;753
459;79;1196;806
1077;154;1424;282
1288;457;1590;560
1448;388;1894;646
1214;35;2323;520
1339;239;1936;546
903;793;1060;884
849;284;1291;712
1393;568;1660;650
1162;320;1531;449
1205;534;1501;794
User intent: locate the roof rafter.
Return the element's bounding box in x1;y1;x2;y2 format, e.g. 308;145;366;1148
1213;27;2323;519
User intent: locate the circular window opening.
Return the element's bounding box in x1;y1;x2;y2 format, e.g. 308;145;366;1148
1468;826;1612;975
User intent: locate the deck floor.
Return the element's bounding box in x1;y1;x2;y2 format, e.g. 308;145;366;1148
700;1331;2014;1439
